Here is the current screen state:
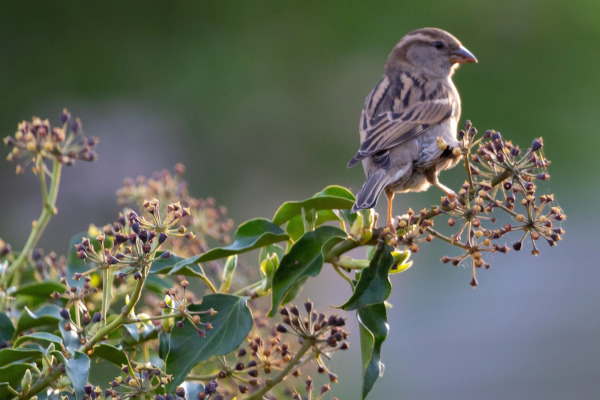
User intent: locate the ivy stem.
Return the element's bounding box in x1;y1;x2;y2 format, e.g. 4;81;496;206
125;312;183;324
233;281;263;297
6;385;21;397
197;265;217;293
25;266;149;400
186;371;223;381
6;159;62;286
331;264;353;287
74;298;81;331
101;268;113;326
425;228;468;250
463;147;475;194
243;338;314;400
335;256;370;269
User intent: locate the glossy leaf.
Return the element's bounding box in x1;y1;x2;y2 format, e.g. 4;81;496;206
59;320;80;353
0;348;43;366
259;244;284;265
357;303;389;400
269;226;346;316
172;218;288;270
149;252;204;277
123;323;140;342
90;344;128;367
14;332;63;348
159;331;169;360
165;294;253;391
0;362;31;398
272;185;355;226
13;281;66;298
144;274;173;296
284;209;343;242
14;304;62;337
0;312;14;346
340;244;394;310
64;351;90;400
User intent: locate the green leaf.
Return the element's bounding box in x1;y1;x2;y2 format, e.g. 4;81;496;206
159;331;169;360
165;294;253;391
272;185;355;226
259;244;284;265
284;210;343;242
0;362;31;398
357;303;389;400
144;274;173;296
14;332;63;348
14;304;62;337
65;351;90;400
280;276;308;305
269;226;346;317
90;344;128;367
123;323;140;342
13;281;67;298
0;312;14;346
0;348;43;366
149;252;204;277
340;244;394;311
59;320;80;353
173;218;288;269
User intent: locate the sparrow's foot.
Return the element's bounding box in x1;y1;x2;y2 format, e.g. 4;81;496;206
386;220;397;235
435;181;458;202
385;190;396;234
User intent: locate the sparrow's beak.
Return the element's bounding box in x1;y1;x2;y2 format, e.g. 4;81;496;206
449;46;478;64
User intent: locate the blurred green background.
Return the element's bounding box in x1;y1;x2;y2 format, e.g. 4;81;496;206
1;1;598;399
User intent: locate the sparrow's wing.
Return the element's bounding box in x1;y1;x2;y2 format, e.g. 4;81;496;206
347;74;455;168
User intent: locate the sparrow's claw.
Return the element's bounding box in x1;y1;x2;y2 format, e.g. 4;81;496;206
446;190;458;202
387;220;397;235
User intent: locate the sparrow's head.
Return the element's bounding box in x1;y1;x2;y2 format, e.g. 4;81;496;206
385;27;477;78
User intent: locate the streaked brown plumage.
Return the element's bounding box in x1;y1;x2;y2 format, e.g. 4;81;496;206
348;27;477;229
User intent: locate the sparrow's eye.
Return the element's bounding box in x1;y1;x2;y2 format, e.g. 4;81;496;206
432;41;444;50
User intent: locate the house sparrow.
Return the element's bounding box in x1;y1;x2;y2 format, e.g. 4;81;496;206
347;27;477;229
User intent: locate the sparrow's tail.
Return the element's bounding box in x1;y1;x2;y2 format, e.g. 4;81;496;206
351;171;390;213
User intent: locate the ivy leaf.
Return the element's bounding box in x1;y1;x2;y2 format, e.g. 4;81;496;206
0;348;43;366
165;294;253;391
272;185;355;226
123;323;140;342
284;209;343;242
14;332;63;348
158;331;169;360
259;244;285;264
65;351;91;400
269;226;346;317
13;281;66;298
149;252;204;277
144;275;173;296
51;350;90;400
0;363;31;398
14;304;62;337
0;313;14;347
172;219;288;270
90;344;128;367
59;320;80;353
340;244;394;311
357;303;389;400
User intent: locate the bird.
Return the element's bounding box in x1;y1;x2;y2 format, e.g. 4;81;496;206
347;27;477;230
